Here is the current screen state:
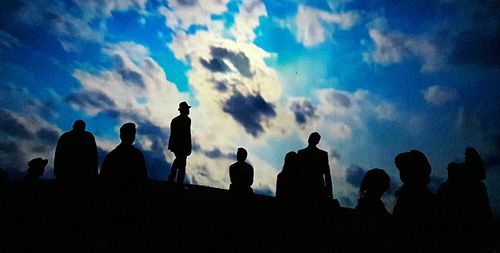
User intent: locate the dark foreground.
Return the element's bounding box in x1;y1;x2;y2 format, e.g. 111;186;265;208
0;180;498;253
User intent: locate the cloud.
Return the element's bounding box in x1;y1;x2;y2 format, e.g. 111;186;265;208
160;0;229;31
423;85;458;105
230;0;267;42
345;164;366;188
66;91;117;115
201;46;253;77
0;109;34;139
295;5;358;47
290;99;317;125
363;28;444;72
222;91;277;137
0;30;21;51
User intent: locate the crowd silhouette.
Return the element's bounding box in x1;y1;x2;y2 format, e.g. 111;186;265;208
0;103;496;252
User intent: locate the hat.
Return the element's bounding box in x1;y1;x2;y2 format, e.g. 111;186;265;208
28;158;48;169
178;101;191;110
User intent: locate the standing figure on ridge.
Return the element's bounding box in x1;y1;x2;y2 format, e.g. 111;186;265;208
229;148;254;194
54;119;98;186
167;102;192;184
298;132;333;201
100;122;147;251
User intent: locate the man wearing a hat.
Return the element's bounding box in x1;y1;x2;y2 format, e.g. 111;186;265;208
167;101;192;184
24;157;48;181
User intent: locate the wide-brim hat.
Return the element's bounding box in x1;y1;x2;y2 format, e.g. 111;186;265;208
178;101;191;110
28;158;48;169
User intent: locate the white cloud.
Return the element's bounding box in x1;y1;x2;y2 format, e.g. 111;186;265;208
230;0;267;42
423;85;458;105
160;0;229;31
295;5;358;47
363;29;444;72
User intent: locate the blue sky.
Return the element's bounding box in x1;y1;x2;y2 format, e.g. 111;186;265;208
0;0;499;213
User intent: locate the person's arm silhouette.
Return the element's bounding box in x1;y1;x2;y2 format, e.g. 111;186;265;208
323;152;333;199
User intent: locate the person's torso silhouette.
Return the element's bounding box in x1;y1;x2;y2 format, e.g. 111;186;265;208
54;120;98;184
100;123;147;193
393;150;438;253
297;132;332;201
229;148;254;193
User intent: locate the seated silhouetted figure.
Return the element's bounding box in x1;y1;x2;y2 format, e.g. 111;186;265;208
229;148;254;194
355;168;392;253
393;150;437;253
100;123;147;251
298;132;332;201
438;148;493;252
23;158;48;182
54;119;98;186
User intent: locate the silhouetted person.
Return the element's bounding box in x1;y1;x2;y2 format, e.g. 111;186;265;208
168;101;192;184
54;119;98;185
297;132;333;252
276;151;303;202
100;122;147;252
229;148;254;194
298;132;332;201
355;168;392;253
23;158;47;181
393;150;438;253
438;148;493;252
276;151;308;252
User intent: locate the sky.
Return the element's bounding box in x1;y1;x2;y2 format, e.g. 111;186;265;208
0;0;499;214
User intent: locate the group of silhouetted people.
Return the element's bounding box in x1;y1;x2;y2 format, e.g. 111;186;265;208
0;101;495;252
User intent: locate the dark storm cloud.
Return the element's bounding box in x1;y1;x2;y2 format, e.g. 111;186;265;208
176;0;198;6
290;100;316;124
0;109;33;139
66;91;116;110
215;82;228;92
114;56;146;87
200;58;230;73
331;92;352;108
0;141;25;172
222;92;276;137
345;164;366;188
203;147;235;160
36;128;60;145
330;149;341;160
202;47;253;78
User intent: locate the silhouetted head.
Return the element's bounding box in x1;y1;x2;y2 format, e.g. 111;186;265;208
72;119;86;132
236;148;247;162
27;157;48;178
282;151;298;172
360;168;390;199
464;147;485;181
120;122;136;145
447;162;465;182
395;150;431;186
308;132;321;147
178;101;191;115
